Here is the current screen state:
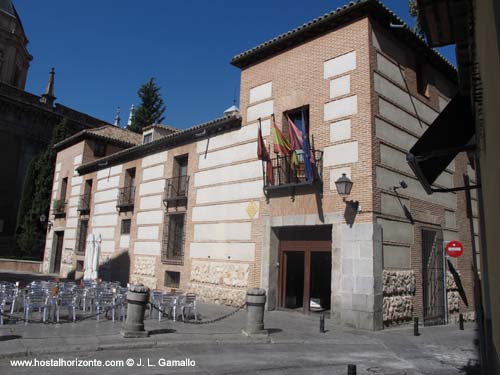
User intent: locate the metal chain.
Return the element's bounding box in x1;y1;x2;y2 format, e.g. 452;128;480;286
151;303;246;325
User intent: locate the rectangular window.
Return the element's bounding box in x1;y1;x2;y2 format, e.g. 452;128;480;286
284;106;310;138
75;219;89;254
164;271;180;288
93;141;107;157
76;260;84;272
162;213;185;264
118;168;136;210
173;155;188;196
60;177;68;202
143;133;153;144
121;219;131;235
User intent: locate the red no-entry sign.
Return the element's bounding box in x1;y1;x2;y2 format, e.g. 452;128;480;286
445;240;464;258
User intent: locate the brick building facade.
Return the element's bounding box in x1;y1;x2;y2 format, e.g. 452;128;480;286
42;0;478;330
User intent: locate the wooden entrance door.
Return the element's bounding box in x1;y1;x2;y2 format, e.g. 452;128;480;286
52;231;64;274
422;229;446;326
278;240;331;313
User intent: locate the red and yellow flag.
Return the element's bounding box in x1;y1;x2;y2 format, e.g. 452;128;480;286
272;116;291;155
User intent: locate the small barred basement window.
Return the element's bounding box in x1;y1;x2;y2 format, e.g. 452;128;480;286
164;271;180;288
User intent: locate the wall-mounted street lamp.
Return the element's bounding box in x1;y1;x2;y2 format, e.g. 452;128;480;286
335;173;353;201
393;180;408;192
39;214;53;231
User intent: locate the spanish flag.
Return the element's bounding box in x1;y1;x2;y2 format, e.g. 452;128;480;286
272;115;291;155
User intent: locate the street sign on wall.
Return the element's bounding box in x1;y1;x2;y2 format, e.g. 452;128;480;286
445;240;464;258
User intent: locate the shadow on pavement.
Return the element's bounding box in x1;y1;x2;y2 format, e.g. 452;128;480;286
459;359;481;375
0;335;22;341
148;328;176;336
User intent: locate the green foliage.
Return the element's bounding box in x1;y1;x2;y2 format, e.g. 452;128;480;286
128;77;166;133
15;118;77;258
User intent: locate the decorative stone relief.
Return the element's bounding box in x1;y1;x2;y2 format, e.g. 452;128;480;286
188;283;245;306
190;261;249;288
62;250;73;265
447;271;461;314
383;270;416;295
133;256;157;277
382;270;415;324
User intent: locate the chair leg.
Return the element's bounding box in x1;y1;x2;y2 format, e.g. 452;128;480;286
56;307;60;323
173;306;176;322
159;305;162;322
24;308;29;325
97;307;100;321
42;308;46;323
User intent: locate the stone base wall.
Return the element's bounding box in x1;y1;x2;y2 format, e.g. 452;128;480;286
446;270;460;314
188;283;246;306
382;270;416;325
188;260;248;306
130;256;157;290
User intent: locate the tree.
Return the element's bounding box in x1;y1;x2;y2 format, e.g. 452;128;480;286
16;118;77;258
128;78;166;133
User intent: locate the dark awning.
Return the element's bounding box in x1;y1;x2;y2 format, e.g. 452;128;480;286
407;94;475;194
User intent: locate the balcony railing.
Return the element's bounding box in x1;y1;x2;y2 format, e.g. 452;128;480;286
77;194;91;214
116;186;135;211
161;239;184;265
163;175;189;205
263;150;323;191
52;199;66;218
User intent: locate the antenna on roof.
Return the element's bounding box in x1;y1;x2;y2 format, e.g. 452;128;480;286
114;106;121;127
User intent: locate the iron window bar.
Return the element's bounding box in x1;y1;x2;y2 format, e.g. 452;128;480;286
52;199;67;218
263;150;323;193
163;175;189;207
77;194;91;214
116;186;135;211
161;213;186;265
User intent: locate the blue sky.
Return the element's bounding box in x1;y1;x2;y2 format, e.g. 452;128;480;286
17;0;456;129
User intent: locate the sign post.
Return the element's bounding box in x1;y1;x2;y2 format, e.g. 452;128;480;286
445;240;464;258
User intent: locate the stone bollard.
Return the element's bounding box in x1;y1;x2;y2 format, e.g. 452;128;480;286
242;288;267;336
121;284;150;338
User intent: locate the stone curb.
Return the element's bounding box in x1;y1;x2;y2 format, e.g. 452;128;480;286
0;335;273;360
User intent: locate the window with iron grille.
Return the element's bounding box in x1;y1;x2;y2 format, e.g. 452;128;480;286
75;219;89;254
162;213;185;264
121;219;131;235
164;271;180;288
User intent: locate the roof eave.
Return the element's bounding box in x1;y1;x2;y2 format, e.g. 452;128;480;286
77;115;242;175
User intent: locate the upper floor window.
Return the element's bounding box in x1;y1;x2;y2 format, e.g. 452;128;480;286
93;141;106;157
173;155;188;195
143;133;153;144
121;219;131;235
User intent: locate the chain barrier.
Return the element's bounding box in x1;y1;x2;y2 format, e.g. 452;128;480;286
151;302;246;325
